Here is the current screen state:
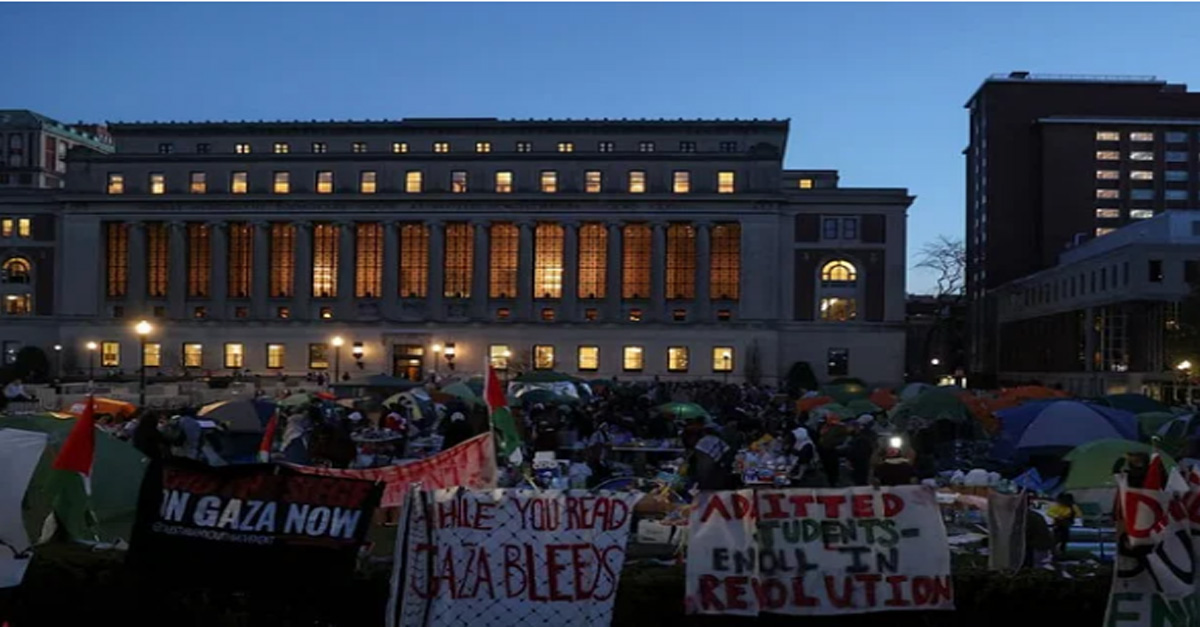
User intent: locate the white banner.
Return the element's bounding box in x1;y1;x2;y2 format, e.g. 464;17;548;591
389;489;642;627
685;486;954;616
0;428;48;587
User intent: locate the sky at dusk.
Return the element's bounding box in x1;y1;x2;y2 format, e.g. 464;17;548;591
7;2;1200;293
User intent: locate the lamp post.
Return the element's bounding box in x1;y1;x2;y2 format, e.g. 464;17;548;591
52;344;62;381
352;342;365;370
135;320;152;407
501;349;512;386
331;336;344;384
444;342;456;371
1178;360;1193;406
431;342;443;375
86;341;97;384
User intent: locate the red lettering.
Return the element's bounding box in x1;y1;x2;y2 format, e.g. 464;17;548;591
566;497;583;530
408;545;435;599
761;493;788;520
594;546;623;602
824;575;853;608
733;493;756;520
700;494;733;523
885;575;911;607
790;576;819;607
545;544;572;602
525;545;548;601
852;494;874;518
912;576;933;606
855;573;882;607
816;494;847;519
1124;490;1166;539
724;576;751;611
571;544;595;601
473;501;495;530
753;577;788;609
788;494;815;517
698;575;724;611
883;493;904;518
931;575;952;604
503;545;525;598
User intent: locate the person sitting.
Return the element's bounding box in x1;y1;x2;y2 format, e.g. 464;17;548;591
3;379;35;402
1046;493;1081;557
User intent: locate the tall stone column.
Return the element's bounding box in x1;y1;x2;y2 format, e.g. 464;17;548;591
517;220;534;320
651;221;666;321
695;220;711;319
471;220;489;319
382;221;399;320
337;221;356;319
252;221;269;320
293;221;312;320
426;220;444;321
210;221;228;319
127;221;146;315
562;221;578;318
606;221;622;321
167;221;187;319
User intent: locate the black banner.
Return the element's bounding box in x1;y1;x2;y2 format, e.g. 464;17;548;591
128;458;381;583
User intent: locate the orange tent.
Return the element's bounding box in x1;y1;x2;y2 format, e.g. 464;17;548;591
956;392;1000;434
868;388;898;410
796;396;834;412
63;397;137;421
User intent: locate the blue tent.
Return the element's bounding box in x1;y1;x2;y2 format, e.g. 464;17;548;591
996;400;1137;460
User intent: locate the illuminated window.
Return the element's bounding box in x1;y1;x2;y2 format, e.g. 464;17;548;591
312;223;339;298
799;179;814;189
1096;131;1120;141
496;307;511;320
16;219;28;238
276;306;290;319
311;142;327;153
679;141;696;153
146;222;169;298
1096;208;1121;219
673;309;687;322
533;345;555;370
360;171;377;194
489;222;519;298
713;347;734;372
535;223;564;299
598;141;615;152
1096;151;1120;161
352;142;367;153
516;141;532;153
443;222;473;298
673;171;690;194
1096;227;1117;237
107;173;124;194
578;222;607;299
535;170;555;194
355;222;383;298
668;347;689;372
628;170;646;193
149;173;165;195
1096;170;1119;180
451;171;468;193
186;223;211;298
629;308;643;322
1131;170;1154;180
623;346;644;371
489;344;510;370
231;171;248;194
666;223;696;299
2;257;30;284
101;341;120;367
267;344;285;369
1096;189;1120;199
183;343;203;368
1131;209;1155;219
392;142;408;154
821;259;857;286
308;343;329;369
105;222;128;297
189;172;206;194
711;223;740;300
622;223;651;299
274;142;290;154
495;171;513;193
639;141;656;153
718;171;736;193
224;343;244;368
820;297;857;321
433;142;450;153
193;305;206;319
1130;132;1154;142
476;142;492;153
269;223;295;298
578;346;599;371
316;171;334;194
4;294;31;315
235;143;251;154
719;141;738;153
0;220;9;238
400;223;429;298
557;142;574;153
541;307;556;321
228;222;253;298
585;308;598;321
143;343;161;368
406;171;422;193
273;171;290;194
585;170;602;193
1130;151;1155;161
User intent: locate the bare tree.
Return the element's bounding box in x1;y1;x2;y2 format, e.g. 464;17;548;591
915;235;966;297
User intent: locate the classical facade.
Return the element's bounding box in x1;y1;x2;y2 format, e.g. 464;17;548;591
2;116;911;384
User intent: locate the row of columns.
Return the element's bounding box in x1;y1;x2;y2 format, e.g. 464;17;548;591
114;219;721;323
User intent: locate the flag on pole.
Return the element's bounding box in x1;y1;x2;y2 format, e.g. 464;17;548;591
484;366;523;466
258;409;280;463
52;394;96;493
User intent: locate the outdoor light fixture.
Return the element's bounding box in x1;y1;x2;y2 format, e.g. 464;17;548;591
930;358;941;366
53;344;62;352
1179;360;1193;372
889;436;903;449
135;320;153;407
86;341;98;383
352;342;365;369
444;342;457;371
331;336;345;383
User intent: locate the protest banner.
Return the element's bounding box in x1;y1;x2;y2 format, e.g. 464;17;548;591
293;433;495;508
1105;470;1200;626
128;458;381;583
0;429;47;588
685;486;954;616
388;488;642;627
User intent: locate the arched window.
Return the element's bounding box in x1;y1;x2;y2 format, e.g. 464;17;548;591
2;257;30;283
821;259;857;287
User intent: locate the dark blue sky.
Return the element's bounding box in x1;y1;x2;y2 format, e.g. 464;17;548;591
8;2;1200;292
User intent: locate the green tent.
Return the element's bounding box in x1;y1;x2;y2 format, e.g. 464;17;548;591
820;382;868;404
0;413;147;545
889;389;974;432
1136;411;1178;439
513;370;581;384
1064;439;1175;491
1100;393;1172;415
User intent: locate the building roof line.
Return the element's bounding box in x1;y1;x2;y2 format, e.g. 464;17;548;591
1040;116;1200;126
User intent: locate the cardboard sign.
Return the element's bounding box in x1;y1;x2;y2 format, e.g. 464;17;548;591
0;429;47;588
293;433;495;508
685;486;954;616
389;489;642;627
128;459;381;584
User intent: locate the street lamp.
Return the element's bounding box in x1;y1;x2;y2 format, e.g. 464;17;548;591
52;344;62;381
431;342;443;375
331;336;345;383
444;342;456;371
930;357;941;366
86;341;98;384
135;320;152;407
1178;360;1194;406
352;342;365;370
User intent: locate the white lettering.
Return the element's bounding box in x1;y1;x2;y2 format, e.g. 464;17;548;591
216;498;243;530
254;502;278;532
161;490;190;522
305;506;331;536
329;507;363;539
193;495;221;527
284;504;310;534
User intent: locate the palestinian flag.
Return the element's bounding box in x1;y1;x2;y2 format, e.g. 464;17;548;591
485;365;523;466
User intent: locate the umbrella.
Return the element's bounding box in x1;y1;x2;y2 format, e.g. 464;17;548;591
520;388;576;407
465;377;484;395
898;382;936;401
63;397;137;421
812;403;854;422
1156;414;1200;457
513;371;580;384
845;398;882;416
820;382;868;404
198;398;277;433
869;388;898;410
889;389;974;432
1003;401;1138;456
1099;393;1172;415
1137;411;1178;439
279;392;314;407
440;381;482;405
1064;439;1176;491
657;402;710;421
796;395;835;412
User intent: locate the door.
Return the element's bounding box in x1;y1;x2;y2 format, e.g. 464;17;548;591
392;344;425;381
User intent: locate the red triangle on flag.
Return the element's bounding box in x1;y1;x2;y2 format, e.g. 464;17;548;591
484;366;507;410
53;394;96;477
258;410;279;463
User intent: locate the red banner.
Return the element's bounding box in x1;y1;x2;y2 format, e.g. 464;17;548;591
291;433;496;507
